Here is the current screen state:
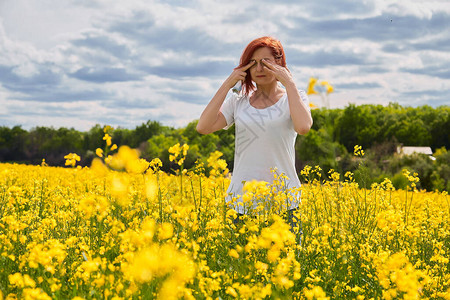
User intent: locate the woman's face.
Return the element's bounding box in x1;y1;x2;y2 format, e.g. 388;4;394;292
248;47;279;85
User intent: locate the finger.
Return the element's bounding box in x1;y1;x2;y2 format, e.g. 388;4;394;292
238;71;247;78
236;73;246;81
241;60;256;71
261;59;276;69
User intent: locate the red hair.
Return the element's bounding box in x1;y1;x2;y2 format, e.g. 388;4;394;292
235;36;287;95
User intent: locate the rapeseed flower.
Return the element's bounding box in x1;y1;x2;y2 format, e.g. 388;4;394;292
127;243;195;299
353;145;365;157
64;153;80;167
0;142;449;299
95;148;103;158
158;223;174;240
103;133;112;146
207;150;229;176
228;249;239;259
168;143;189;166
307;77;319;95
304;286;329;300
320;81;334;94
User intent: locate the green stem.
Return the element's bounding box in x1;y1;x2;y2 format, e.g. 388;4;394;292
156;172;163;223
191;178;197;212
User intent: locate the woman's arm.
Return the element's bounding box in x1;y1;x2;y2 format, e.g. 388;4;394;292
196;61;255;135
262;59;313;135
196;83;230;135
284;83;313;135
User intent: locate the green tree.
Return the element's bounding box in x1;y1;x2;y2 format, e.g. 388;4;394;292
0;126;27;162
431;147;450;191
130;120;165;148
429;106;450;150
181;120;236;170
296;128;346;173
83;125;104;154
334;104;380;152
144;134;184;172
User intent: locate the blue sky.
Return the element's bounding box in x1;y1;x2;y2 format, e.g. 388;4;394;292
0;0;449;131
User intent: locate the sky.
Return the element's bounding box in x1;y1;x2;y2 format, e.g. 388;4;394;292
0;0;449;131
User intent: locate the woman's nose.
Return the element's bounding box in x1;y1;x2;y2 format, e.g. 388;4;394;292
256;61;264;71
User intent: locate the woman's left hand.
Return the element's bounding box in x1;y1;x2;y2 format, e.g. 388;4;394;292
261;59;295;87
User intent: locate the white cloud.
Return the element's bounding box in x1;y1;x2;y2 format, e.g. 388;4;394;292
0;0;449;131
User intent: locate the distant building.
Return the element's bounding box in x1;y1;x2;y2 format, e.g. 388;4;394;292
397;146;435;160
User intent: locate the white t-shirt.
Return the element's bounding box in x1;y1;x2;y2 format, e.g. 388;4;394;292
220;89;310;214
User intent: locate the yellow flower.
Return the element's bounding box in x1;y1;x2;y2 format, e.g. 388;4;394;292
226;287;238;298
2;140;450;299
353;145;365;157
103;133;112;146
158;223;174;240
95;148;103;158
9;273;24;288
77;195;109;220
64;153;81;167
168;143;181;162
267;247;280;262
103;125;113;133
307;77;319;95
107;145;140;171
207;151;229;176
168;143;189;166
127;244;195;298
23;288;52;300
228;249;239;259
145;175;158;200
309;102;318;109
320;81;334;94
90;158;108;176
375;251;428;299
149;158;163;171
182;143;189;156
126;158;150;174
110;173;130;206
242;180;269;195
304;286;329;300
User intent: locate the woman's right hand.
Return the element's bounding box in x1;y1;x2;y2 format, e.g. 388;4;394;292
224;60;255;89
197;60;255;134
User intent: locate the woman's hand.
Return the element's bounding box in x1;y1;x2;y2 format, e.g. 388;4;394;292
224;60;255;89
261;59;312;134
196;60;255;134
261;59;294;87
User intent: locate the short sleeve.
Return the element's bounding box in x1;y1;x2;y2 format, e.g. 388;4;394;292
220;92;238;130
299;90;311;112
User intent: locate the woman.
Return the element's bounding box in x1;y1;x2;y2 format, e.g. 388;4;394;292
196;36;312;217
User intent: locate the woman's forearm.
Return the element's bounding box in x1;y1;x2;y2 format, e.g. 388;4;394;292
285;83;313;135
197;61;254;134
196;83;231;134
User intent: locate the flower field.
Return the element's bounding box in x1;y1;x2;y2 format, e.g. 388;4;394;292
0;139;449;299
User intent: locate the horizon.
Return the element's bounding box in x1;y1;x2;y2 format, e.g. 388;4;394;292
3;101;447;132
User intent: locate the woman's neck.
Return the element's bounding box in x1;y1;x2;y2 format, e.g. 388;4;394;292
254;82;283;98
250;82;285;108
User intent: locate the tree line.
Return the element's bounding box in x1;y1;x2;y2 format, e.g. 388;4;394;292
1;103;449;191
